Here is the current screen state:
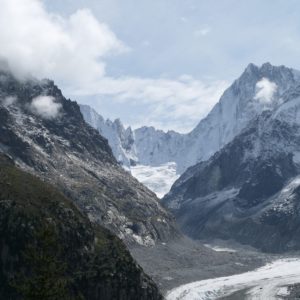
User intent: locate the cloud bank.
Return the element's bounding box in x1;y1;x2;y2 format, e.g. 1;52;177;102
0;0;126;86
0;0;228;132
30;96;62;119
73;76;228;132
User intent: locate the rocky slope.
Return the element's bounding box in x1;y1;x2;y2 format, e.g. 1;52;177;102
0;70;178;247
163;82;300;252
0;154;162;300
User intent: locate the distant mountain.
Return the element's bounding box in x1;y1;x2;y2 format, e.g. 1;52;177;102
0;69;178;247
131;63;300;173
80;104;137;168
163;64;300;252
80;105;183;171
80;63;300;197
0;154;163;300
79;105;181;197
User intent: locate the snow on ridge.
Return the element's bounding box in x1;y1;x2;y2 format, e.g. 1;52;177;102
80;104;180;197
79;63;300;197
80;104;137;168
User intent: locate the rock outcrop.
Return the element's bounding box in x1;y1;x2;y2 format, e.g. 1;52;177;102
0;70;178;247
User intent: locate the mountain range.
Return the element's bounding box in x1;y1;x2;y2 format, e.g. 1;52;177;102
163;63;300;252
81;62;300;252
80;63;300;193
0;70;178;248
2;61;300;299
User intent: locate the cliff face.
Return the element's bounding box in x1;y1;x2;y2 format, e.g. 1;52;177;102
0;70;178;247
163;88;300;252
0;154;163;300
80;104;137;168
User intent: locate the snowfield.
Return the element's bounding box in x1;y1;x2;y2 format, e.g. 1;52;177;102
166;258;300;300
204;244;237;253
131;162;179;198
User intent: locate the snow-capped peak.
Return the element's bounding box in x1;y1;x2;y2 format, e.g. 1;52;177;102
80;104;137;167
181;63;300;170
80;63;300;197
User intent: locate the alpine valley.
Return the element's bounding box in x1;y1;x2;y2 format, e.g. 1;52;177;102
3;62;300;300
80;62;300;299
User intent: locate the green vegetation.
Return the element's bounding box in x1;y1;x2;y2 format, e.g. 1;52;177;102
12;226;71;300
0;155;162;300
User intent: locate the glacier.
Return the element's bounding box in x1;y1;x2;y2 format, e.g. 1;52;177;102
131;162;179;198
166;258;300;300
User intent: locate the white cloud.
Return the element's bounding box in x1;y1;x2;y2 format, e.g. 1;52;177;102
30;96;62;119
254;77;278;104
2;96;17;107
0;0;227;132
0;0;127;86
72;76;228;132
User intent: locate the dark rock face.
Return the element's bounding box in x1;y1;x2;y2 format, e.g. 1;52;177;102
163;104;300;252
0;70;178;247
0;154;163;300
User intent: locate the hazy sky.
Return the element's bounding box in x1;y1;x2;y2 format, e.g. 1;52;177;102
1;0;300;132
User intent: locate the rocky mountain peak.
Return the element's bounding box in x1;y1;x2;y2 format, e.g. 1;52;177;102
0;70;178;246
170;63;300;174
244;62;259;74
80;104;137;167
163;63;300;252
79;63;300;199
237;62;297;94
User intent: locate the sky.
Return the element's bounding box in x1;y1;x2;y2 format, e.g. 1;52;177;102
1;0;300;132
